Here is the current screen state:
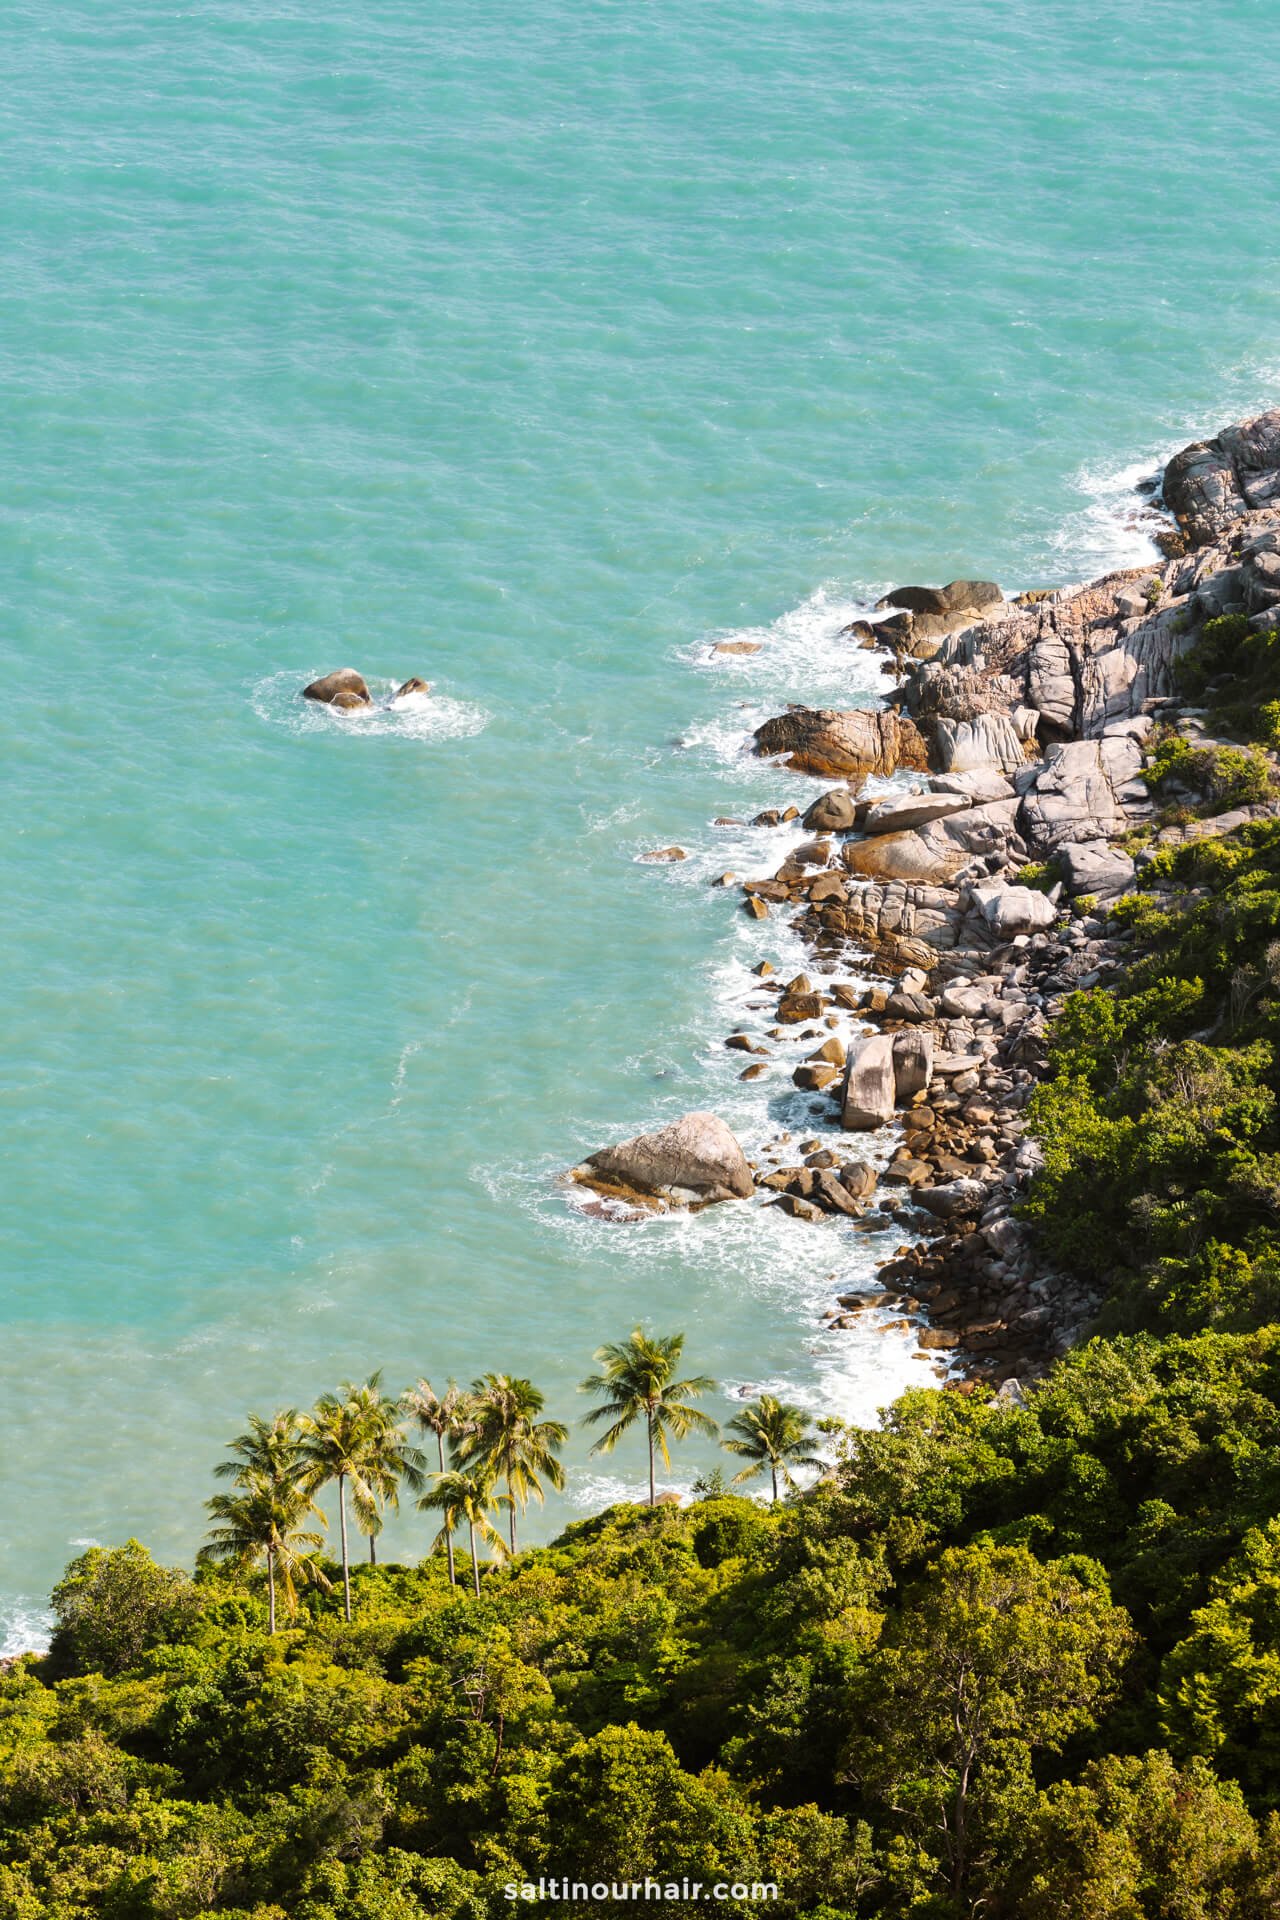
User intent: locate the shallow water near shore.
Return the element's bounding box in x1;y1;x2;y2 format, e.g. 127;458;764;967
4;0;1280;1644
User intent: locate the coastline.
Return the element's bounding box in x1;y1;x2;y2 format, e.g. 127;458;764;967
586;407;1280;1400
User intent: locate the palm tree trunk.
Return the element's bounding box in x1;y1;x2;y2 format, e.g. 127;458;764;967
438;1433;457;1586
267;1546;277;1635
771;1462;779;1505
338;1471;352;1623
468;1518;481;1598
647;1409;656;1507
369;1534;377;1566
508;1475;517;1556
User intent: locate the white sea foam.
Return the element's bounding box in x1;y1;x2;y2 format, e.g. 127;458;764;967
250;671;488;742
1;1603;51;1659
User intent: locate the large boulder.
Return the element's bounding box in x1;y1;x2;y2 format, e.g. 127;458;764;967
802;788;858;833
841;831;968;884
1057;839;1136;901
878;580;1004;617
969;884;1058;938
841;1034;897;1131
1017;740;1126;852
302;668;372;708
862;791;972;835
753;708;928;781
571;1112;754;1210
892;1030;934;1102
934;712;1028;775
1163;410;1280;548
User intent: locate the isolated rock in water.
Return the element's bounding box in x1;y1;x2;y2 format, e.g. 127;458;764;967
712;640;761;655
572;1111;754;1208
394;677;431;700
841;1033;897;1131
891;1030;934;1103
970;884;1058;938
878;580;1003;617
753;707;928;781
802;788;858;833
640;847;687;863
303;668;372;708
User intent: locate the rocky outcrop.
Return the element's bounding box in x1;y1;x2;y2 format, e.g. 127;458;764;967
302;668;372;709
1163;408;1280;547
803;789;859;832
753;707;928;780
572;1112;754;1210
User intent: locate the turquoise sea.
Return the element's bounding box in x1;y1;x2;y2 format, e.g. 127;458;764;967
4;0;1280;1644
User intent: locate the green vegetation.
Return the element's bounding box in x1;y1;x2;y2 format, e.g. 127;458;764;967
1024;817;1280;1332
18;799;1280;1918
1143;729;1275;811
11;1337;1280;1917
1177;609;1280;746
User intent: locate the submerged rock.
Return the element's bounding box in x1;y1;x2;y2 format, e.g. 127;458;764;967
303;668;372;709
571;1111;754;1210
393;677;431;700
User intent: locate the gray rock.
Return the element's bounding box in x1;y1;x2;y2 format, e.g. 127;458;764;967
573;1112;754;1208
863;791;973;835
1057;839;1136;900
916;1178;986;1219
935;712;1028;775
891;1030;934;1102
970;885;1058;937
840;1034;897;1131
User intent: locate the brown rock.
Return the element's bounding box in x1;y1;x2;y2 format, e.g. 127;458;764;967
302;668;372;707
640;847;687;863
393;677;431;699
752;707;928;781
712;640;762;655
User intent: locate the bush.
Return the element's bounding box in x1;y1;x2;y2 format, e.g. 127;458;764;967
47;1540;203;1678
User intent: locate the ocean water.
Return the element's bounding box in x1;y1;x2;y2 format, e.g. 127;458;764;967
3;0;1280;1645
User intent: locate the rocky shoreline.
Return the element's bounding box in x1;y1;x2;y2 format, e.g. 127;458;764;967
573;407;1280;1393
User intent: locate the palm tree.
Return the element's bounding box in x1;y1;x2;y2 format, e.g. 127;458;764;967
454;1374;567;1554
722;1395;825;1504
401;1379;474;1587
298;1373;424;1622
344;1377;427;1566
200;1474;330;1632
580;1328;719;1507
418;1469;510;1597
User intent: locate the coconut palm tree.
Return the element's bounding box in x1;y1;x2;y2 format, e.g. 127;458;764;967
214;1409;309;1493
580;1328;719;1507
401;1379;474;1587
722;1395;825;1504
418;1469;510;1597
200;1475;330;1633
343;1377;427;1567
298;1373;424;1622
454;1374;567;1554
